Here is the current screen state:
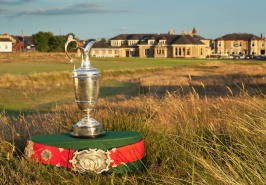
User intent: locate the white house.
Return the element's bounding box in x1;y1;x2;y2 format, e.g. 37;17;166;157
0;38;12;52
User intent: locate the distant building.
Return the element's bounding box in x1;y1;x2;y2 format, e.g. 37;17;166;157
91;27;211;58
214;33;266;56
0;33;36;52
0;37;12;52
0;33;15;52
12;35;36;52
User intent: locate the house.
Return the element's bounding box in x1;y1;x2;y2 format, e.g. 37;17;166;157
0;33;15;52
12;35;36;52
91;27;211;58
214;33;266;56
0;33;36;52
0;38;12;52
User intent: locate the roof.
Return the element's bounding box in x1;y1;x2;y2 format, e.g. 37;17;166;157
12;35;34;46
92;41;111;48
193;34;206;40
169;35;205;45
110;33;206;45
216;33;261;40
0;38;12;42
110;34;154;41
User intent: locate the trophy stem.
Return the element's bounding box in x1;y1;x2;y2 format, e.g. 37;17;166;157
70;108;106;138
84;109;91;121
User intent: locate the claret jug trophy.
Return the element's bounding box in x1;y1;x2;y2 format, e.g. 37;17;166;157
65;35;105;138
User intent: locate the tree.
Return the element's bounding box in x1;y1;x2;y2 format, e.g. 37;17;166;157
87;38;96;43
32;32;81;52
32;32;53;52
48;36;65;52
100;38;107;43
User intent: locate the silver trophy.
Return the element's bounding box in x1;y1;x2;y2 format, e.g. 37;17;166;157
65;35;105;138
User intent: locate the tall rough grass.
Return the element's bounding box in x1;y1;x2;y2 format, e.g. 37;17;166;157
0;87;265;184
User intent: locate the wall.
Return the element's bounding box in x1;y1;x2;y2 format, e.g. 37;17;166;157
0;41;12;52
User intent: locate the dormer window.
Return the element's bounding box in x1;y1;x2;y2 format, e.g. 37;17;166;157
160;40;166;44
111;40;123;46
148;40;155;45
128;40;138;46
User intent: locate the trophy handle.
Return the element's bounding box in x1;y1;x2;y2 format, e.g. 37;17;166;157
65;35;78;69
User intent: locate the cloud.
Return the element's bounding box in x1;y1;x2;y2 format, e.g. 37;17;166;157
0;8;11;14
9;2;126;17
0;0;34;5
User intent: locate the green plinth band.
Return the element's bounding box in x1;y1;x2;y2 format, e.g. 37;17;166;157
30;131;142;150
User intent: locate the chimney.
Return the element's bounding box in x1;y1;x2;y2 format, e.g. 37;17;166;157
182;30;186;35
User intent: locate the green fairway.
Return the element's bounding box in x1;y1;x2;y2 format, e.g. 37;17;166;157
0;54;260;116
0;57;210;76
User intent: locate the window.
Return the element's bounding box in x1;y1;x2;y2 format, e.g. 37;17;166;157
239;42;242;47
252;42;255;47
187;48;190;55
149;40;154;45
5;44;8;49
218;42;222;47
233;42;238;47
200;48;203;55
128;40;136;46
145;49;150;56
262;43;265;47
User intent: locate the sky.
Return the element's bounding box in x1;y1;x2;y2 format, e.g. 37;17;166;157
1;0;266;40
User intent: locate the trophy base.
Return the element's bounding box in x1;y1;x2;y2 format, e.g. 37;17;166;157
70;131;106;138
70;118;106;138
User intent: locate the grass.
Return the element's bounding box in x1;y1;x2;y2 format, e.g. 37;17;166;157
0;53;265;184
1;89;265;184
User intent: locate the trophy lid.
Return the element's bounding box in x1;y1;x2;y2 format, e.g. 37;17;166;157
72;67;100;77
73;48;100;77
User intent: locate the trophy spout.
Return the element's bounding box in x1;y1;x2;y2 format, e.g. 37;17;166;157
80;41;96;69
